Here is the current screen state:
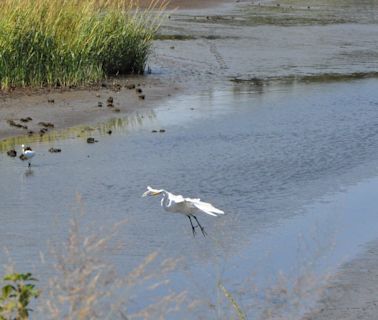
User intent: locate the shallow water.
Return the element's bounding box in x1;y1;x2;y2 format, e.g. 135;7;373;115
1;78;378;317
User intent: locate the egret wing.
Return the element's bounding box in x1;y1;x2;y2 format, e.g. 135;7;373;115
186;198;224;216
168;193;186;203
147;186;164;193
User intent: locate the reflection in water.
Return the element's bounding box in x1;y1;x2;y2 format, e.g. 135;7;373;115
24;168;34;177
0;110;156;153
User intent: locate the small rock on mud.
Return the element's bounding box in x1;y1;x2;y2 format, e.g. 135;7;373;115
125;84;136;90
87;137;98;143
7;150;17;157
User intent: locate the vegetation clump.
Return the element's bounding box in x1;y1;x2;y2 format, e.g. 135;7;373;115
0;273;39;320
0;0;165;89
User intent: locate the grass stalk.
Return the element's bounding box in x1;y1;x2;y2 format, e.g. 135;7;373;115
218;282;247;320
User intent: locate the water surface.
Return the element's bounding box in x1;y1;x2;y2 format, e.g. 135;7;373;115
1;78;378;317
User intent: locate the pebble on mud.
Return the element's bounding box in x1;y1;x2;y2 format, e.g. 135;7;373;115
48;98;55;103
38;121;54;128
7;120;27;129
138;94;145;100
7;150;17;157
107;96;114;107
49;147;62;153
136;88;143;94
98;102;103;107
125;83;135;90
87;137;98;143
113;83;122;91
125;84;136;90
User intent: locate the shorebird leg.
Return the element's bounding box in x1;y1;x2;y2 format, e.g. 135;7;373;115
192;215;207;237
188;215;197;237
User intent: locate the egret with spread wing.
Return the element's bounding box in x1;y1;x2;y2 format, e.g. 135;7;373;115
142;186;224;237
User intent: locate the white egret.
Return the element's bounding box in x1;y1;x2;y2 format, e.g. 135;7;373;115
142;186;224;237
20;144;35;167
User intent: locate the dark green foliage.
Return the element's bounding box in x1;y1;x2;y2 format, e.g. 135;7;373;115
0;273;39;320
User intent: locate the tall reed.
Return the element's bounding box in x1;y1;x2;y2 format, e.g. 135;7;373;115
0;0;166;89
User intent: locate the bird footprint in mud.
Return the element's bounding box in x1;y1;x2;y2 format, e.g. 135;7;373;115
206;40;228;70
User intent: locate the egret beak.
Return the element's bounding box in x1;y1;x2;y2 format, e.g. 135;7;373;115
142;190;161;197
142;186;163;197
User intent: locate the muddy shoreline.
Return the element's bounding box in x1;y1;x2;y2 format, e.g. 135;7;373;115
303;239;378;319
0;0;233;143
0;77;179;142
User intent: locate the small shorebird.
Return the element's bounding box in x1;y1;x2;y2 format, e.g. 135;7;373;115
20;144;35;167
142;186;224;237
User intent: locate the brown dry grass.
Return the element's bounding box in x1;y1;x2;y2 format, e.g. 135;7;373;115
2;195;336;319
37;194;185;319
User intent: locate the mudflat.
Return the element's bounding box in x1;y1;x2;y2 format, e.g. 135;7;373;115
303;240;378;319
140;0;232;9
0;78;175;141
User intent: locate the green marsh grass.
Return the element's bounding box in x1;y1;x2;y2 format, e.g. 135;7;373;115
0;0;167;89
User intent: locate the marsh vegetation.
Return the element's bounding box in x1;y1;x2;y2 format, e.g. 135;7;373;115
0;0;166;89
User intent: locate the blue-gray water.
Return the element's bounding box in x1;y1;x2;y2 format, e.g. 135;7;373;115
1;78;378;317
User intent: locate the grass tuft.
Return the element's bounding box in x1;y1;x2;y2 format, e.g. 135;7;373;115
0;0;167;89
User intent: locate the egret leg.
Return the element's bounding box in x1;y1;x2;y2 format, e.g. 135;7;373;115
192;215;207;237
187;216;197;237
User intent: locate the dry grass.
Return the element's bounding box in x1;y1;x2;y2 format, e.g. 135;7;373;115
214;225;335;320
35;194;186;319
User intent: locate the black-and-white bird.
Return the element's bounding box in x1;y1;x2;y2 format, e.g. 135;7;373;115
20;144;35;167
142;186;224;237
